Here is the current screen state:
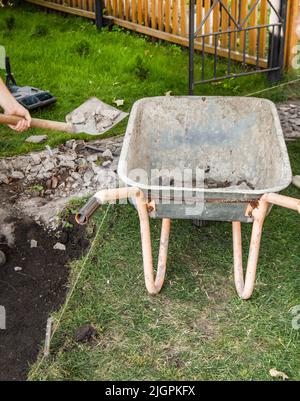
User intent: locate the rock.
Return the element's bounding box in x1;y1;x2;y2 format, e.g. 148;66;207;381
87;154;98;163
71;172;81;181
30;190;41;198
45;145;53;156
0;159;9;171
101;108;120;120
0;173;9;185
83;170;93;184
71;112;86;124
74;325;97;343
25;135;48;144
11;171;25;180
51;176;59;189
14;266;22;272
102;149;113;160
53;242;66;251
91;162;101;175
292;175;300;189
65;139;76;149
29;164;41;173
46;179;52;190
31;153;41;165
0;250;6;267
57;153;76;162
76;158;87;167
102;160;112;167
43;161;55;172
30;239;38;248
59;160;75;169
12;157;28;171
109;160;118;172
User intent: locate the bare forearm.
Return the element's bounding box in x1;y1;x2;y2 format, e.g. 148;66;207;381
0;77;17;111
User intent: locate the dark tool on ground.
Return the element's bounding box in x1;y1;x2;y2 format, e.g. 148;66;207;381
5;56;56;110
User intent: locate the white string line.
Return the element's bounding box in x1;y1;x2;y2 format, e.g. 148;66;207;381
245;77;300;97
31;203;111;377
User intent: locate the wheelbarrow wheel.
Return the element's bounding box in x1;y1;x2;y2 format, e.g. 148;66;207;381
192;219;209;227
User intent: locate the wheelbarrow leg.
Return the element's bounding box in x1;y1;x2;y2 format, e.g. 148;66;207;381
136;195;171;295
232;200;269;300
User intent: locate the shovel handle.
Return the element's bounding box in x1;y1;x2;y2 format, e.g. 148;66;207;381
0;113;73;133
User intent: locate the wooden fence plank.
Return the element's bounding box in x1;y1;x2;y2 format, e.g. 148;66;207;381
239;0;248;53
259;0;268;58
118;0;123;19
158;0;163;31
230;0;238;50
165;0;171;33
221;0;229;48
172;0;179;35
138;0;143;24
213;0;219;34
204;0;210;43
249;0;257;55
106;0;112;15
131;0;137;23
284;0;299;70
112;0;117;16
125;0;130;20
87;0;92;12
144;0;149;27
151;0;156;29
180;0;186;37
196;0;202;32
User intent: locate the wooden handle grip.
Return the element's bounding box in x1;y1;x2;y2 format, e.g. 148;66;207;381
0;114;73;133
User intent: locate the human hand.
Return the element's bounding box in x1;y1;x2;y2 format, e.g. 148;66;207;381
4;100;31;132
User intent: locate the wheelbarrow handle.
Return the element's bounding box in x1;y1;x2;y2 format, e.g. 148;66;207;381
263;193;300;214
0;113;73;133
75;187;141;225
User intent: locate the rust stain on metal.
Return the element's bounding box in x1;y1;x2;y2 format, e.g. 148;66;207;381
146;200;156;213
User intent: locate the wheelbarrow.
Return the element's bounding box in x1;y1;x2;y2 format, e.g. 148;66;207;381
76;96;300;300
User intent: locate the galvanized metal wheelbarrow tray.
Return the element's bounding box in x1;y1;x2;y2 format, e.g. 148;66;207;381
76;96;300;300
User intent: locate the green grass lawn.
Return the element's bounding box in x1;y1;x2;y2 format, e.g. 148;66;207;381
0;3;299;157
1;4;300;381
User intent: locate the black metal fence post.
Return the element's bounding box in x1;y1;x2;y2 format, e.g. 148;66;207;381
189;0;195;95
95;0;104;30
267;0;288;82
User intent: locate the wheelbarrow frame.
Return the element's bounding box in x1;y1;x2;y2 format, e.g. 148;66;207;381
76;187;300;300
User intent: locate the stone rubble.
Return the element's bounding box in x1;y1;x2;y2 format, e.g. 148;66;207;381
277;102;300;140
0;135;124;228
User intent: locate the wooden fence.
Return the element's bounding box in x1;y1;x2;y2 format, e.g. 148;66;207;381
25;0;299;70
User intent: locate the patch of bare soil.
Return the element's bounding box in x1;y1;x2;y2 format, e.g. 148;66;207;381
0;183;89;381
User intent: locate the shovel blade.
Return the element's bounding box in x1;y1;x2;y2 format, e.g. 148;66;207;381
65;97;128;136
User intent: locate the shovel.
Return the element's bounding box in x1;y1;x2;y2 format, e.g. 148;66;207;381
0;97;128;136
